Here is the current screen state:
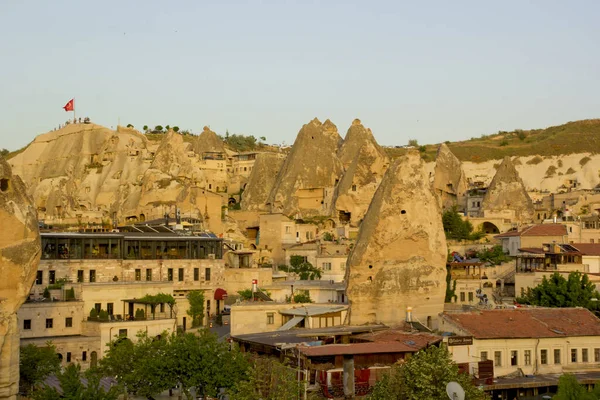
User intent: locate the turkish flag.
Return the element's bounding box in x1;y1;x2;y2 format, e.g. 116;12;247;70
63;99;74;112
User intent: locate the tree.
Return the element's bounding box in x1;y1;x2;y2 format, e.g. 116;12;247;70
278;255;322;280
554;373;600;400
32;363;119;400
142;125;148;132
98;337;135;398
126;124;133;128
20;343;61;395
476;245;511;266
369;345;487;400
186;290;205;327
408;139;418;147
442;206;484;241
231;356;302;400
0;148;9;157
172;126;180;132
288;290;312;303
517;271;600;310
237;288;271;301
259;136;266;141
154;125;163;133
165;125;170;131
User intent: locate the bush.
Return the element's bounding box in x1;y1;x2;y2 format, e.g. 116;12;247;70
143;125;148;132
99;309;109;321
526;156;543;165
557;159;563;168
135;308;145;320
89;308;98;319
43;287;50;299
418;145;427;153
408;139;418;147
499;139;509;147
517;130;527;140
442;207;484;241
580;156;592;167
65;287;75;300
322;232;334;241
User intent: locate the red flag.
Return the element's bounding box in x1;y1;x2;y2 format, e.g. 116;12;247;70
63;99;74;112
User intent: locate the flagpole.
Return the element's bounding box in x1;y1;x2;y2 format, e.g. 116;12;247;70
73;97;76;124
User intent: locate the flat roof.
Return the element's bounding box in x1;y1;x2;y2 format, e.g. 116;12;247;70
299;341;431;357
280;305;348;317
41;232;221;241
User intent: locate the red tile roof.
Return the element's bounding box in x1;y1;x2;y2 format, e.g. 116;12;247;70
572;243;600;257
496;224;568;239
443;308;600;339
353;329;441;347
495;230;521;238
518;247;545;254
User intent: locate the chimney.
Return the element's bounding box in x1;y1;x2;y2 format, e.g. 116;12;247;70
406;306;413;323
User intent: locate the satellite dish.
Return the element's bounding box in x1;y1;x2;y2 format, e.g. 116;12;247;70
446;381;465;400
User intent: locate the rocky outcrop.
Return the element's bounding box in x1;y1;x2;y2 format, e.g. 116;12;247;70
266;118;344;217
432;143;468;210
194;126;226;155
334;119;389;226
240;153;285;211
0;156;40;399
482;156;534;223
346;151;447;326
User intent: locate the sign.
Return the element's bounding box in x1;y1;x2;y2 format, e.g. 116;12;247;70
448;336;473;346
252;279;258;285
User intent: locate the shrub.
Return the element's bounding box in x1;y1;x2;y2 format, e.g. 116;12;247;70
135;308;145;320
143;125;148;132
545;165;557;177
499;139;509;147
516;130;527;140
418;145;426;153
322;232;334;241
172;126;179;132
98;309;109;321
154;125;163;133
43;287;50;299
527;156;543;165
408;139;418;147
126;124;133;128
580;156;592;167
65;287;75;300
89;308;98;319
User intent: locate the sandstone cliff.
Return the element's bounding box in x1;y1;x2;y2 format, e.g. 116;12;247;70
432;143;468;210
266;118;344;217
0;156;40;399
346;151;447;326
240;153;285;211
482;156;534;223
334;119;389;226
194;126;226;155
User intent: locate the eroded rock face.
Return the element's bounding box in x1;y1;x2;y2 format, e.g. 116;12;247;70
346;151;447;326
482;156;534;223
240;153;285;211
193;126;226;155
0;156;40;399
334;119;389;226
266;118;343;217
432;143;468;210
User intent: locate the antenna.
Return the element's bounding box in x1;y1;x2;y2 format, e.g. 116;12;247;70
446;382;465;400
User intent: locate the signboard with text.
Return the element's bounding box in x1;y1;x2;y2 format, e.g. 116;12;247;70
448;336;473;346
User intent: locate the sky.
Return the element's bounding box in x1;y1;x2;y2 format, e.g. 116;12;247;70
1;0;600;151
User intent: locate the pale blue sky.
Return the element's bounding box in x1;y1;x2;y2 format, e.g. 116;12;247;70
1;0;599;151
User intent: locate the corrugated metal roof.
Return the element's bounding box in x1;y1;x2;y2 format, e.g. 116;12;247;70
299;341;429;357
277;316;305;331
280;305;348;316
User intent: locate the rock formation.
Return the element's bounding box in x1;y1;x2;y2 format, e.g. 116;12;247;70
266;118;344;217
0;156;40;399
194;126;226;156
432;143;468;210
345;151;447;326
334;119;389;226
240;153;285;211
482;156;534;223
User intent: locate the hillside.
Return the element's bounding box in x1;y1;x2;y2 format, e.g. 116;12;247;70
385;119;600;163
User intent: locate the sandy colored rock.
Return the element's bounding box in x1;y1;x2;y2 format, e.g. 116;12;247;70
240;153;285;211
193;126;226;155
267;118;343;217
432;143;468;210
482;156;534;223
346;151;447;326
334;119;389;226
0;156;40;399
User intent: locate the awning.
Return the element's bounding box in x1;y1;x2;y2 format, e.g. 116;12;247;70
214;288;228;300
277;316;304;331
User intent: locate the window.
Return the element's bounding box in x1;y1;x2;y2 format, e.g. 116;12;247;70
524;350;531;365
167;268;173;281
160;303;165;313
323;262;332;271
468;292;474;302
583;349;589;362
107;303;114;316
554;349;561;364
35;271;43;285
135;269;141;281
65;317;72;328
595;348;600;362
146;269;152;281
82;351;87;361
49;270;56;284
46;318;53;329
510;350;518;366
77;270;84;283
95;303;101;314
178;268;184;281
541;349;548;365
460;292;465;302
119;329;128;337
494;351;502;366
571;349;578;363
285;226;291;233
352;184;357;191
194;268;199;281
67;352;71;363
267;313;274;325
480;351;488;361
89;269;96;283
205;268;211;281
23;319;31;330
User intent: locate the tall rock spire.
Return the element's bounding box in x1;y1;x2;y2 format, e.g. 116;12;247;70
346;151;447;326
432;143;468;210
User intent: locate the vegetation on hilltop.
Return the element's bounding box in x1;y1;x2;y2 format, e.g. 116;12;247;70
385;119;600;163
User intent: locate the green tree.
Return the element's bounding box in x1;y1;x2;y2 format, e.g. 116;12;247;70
476;245;511;265
279;255;322;280
259;136;266;141
231;356;302;400
142;125;148;132
32;363;119;400
442;206;484;241
20;343;61;395
1;148;10;157
553;373;600;400
408;139;418;147
517;271;600;309
186;290;205;327
237;288;271;301
154;125;163;133
445;266;457;303
165;125;170;131
99;337;136;398
288;290;312;303
369;345;487;400
172;126;180;132
126;124;133;128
